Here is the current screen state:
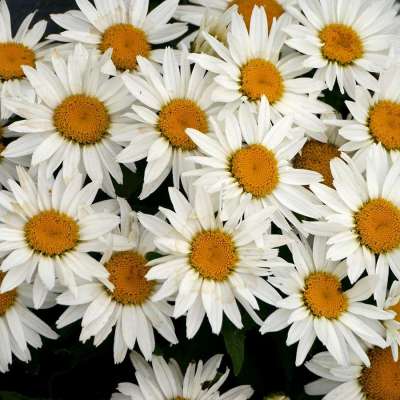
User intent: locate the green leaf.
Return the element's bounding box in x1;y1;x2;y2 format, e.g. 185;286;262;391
222;325;246;376
145;251;163;261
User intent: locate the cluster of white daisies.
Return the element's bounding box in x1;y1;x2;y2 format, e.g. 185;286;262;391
1;0;400;398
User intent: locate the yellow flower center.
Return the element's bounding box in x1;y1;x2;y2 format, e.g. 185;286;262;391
359;347;400;400
230;0;284;29
53;95;110;145
0;272;17;316
24;210;79;256
319;23;364;65
106;251;155;305
389;301;400;323
230;144;279;198
303;272;348;319
190;230;238;281
158;99;208;151
0;42;35;81
240;59;284;103
355;198;400;254
99;23;150;71
293;140;340;187
369;100;400;151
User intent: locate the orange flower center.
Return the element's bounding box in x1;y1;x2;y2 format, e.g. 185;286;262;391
389;301;400;323
0;272;17;316
319;23;363;65
355;198;400;254
53;95;110;145
0;42;35;81
303;272;348;319
158;99;208;151
106;251;155;305
369;100;400;151
230;0;284;28
359;347;400;400
230;144;279;198
99;23;150;71
190;230;238;281
24;210;79;256
293;140;340;187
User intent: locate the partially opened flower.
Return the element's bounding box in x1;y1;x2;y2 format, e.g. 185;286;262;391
0;166;120;308
0;0;49;119
382;281;400;361
304;145;400;306
305;347;400;400
285;0;397;97
189;7;331;137
57;198;177;362
186;98;324;235
117;48;221;199
0;272;58;373
50;0;187;73
262;235;391;366
138;186;284;337
3;44;134;196
112;351;253;400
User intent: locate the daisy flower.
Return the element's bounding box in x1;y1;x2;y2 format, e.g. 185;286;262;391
3;44;134;196
0;166;120;308
189;7;331;137
285;0;397;98
0;271;58;373
0;0;49;119
56;198;177;363
49;0;187;73
112;351;254;400
304;145;400;307
328;65;400;169
261;235;391;367
117;48;221;199
305;347;400;400
382;281;400;361
138;186;284;337
186;98;324;235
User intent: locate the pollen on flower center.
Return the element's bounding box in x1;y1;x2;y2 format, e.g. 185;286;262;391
319;23;364;65
99;23;150;71
293;140;340;187
0;42;35;81
230;144;279;198
369;100;400;151
303;272;348;319
106;251;155;305
158;99;208;151
0;272;17;316
190;230;238;281
389;301;400;323
53;95;110;145
359;347;400;400
240;58;284;103
24;210;79;256
355;198;400;254
230;0;284;28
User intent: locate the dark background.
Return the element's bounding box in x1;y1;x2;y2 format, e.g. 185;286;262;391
0;1;334;399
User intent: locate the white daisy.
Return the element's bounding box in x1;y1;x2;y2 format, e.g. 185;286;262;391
305;347;400;400
285;0;397;98
261;234;391;367
111;351;254;400
56;198;177;363
117;47;221;199
189;7;331;137
3;44;135;197
0;0;49;119
327;65;400;169
138;186;284;337
186;97;324;235
0;271;58;373
49;0;187;73
0;166;120;308
304;145;400;307
382;281;400;361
